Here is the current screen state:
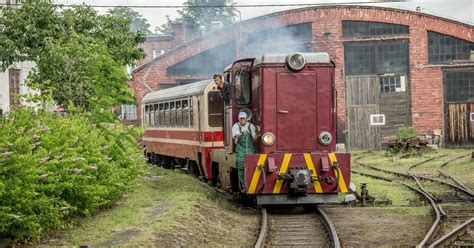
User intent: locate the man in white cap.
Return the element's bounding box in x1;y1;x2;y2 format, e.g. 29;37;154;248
232;111;257;192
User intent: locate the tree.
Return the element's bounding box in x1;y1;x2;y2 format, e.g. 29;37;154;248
158;0;236;34
108;6;153;35
0;1;145;116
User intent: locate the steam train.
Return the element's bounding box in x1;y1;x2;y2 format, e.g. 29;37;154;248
141;52;351;205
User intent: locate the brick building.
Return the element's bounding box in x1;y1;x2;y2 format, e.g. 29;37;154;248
128;5;474;148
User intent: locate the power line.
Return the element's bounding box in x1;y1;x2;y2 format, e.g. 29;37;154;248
0;1;410;8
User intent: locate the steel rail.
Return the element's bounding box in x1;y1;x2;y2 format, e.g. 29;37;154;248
254;208;268;248
350;169;442;247
437;155;473;195
354;157;474;197
316;206;341;248
429;218;474;247
255;207;340;248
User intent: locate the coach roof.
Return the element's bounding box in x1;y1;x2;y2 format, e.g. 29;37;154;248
142;79;212;104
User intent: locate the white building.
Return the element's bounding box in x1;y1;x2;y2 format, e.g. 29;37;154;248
0;61;36;115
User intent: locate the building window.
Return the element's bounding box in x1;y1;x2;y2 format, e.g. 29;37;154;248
444;70;474;103
380;75;406;93
9;69;21;107
121;104;137;120
153;49;166;59
345;41;408;75
208;91;223;127
428;32;473;64
370;114;386;126
342;21;408;38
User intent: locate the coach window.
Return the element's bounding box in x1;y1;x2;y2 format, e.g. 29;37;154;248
148;105;153;126
170;101;176;126
189;98;193;126
158;103;164;126
235;70;251;105
153;103;159;127
208;91;223;127
165;102;170;126
182;99;189;127
176;100;182;127
144;105;149;126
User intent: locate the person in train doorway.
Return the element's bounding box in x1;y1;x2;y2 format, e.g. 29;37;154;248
213;73;230;105
232;111;257;192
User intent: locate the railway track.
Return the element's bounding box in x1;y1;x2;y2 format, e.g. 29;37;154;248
352;152;474;247
255;206;340;248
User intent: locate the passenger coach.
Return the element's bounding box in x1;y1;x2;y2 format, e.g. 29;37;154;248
141;80;224;179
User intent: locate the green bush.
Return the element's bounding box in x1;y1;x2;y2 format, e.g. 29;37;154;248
0;109;144;244
395;127;417;140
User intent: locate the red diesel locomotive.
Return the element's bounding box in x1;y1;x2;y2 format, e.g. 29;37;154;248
142;52;351;205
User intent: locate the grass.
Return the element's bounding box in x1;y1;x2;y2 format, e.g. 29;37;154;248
441;156;474;190
348;173;418;206
356;149;472;176
40;166;222;246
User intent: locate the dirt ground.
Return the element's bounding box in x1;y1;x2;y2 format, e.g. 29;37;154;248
322;206;431;247
155;201;259;247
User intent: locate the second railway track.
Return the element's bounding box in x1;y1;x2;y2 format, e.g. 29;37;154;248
255;206;340;248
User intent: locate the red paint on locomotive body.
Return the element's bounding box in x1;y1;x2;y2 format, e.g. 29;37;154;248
257;65;336;153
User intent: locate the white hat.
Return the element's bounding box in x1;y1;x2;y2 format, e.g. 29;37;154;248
238;112;247;119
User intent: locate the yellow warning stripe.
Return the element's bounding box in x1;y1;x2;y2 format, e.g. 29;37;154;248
272;154;292;194
303;153;323;193
247;154;267;194
328;153;348;192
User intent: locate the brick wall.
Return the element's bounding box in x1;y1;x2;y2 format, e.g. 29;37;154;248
129;5;473;140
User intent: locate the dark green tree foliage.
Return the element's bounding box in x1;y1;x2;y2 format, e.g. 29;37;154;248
159;0;236;34
0;1;145;114
108;6;152;35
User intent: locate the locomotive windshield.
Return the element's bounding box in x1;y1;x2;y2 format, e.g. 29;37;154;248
235;70;251;105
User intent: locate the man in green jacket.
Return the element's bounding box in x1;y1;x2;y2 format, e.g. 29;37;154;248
232;111;257;192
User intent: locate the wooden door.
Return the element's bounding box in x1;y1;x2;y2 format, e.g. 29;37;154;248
444;69;474;147
346;75;381;150
446;103;474;147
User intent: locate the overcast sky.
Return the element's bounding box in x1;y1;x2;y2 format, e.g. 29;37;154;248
56;0;473;32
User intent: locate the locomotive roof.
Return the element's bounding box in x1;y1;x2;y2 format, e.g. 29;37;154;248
253;52;330;66
142;79;212;104
224;53;331;71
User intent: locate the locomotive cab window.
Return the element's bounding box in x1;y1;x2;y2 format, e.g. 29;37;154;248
235;70;251;105
208;91;224;127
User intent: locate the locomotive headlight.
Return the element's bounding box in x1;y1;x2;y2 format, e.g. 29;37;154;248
261;132;275;146
286;53;306;71
319;131;332;145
